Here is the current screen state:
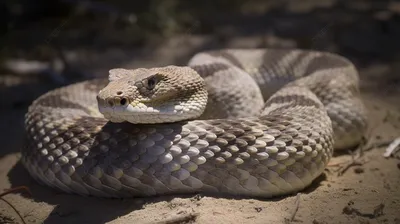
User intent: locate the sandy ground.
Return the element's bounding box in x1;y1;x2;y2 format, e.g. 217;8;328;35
0;46;399;224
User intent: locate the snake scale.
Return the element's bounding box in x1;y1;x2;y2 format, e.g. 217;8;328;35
22;49;368;198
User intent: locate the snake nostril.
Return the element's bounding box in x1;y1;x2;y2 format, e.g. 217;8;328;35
108;100;114;106
120;98;127;106
117;91;123;95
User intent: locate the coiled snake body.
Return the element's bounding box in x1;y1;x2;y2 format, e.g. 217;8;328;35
22;49;368;198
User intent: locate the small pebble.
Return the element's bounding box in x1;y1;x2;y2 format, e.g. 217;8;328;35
354;167;364;174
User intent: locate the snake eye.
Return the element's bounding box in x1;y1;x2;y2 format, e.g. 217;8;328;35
146;76;157;90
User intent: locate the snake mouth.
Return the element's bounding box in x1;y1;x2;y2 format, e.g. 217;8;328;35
98;103;192;124
98;103;186;117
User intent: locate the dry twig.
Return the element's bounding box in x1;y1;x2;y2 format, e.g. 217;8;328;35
383;137;400;157
285;193;301;223
343;201;385;219
153;213;199;224
329;136;398;176
0;186;32;224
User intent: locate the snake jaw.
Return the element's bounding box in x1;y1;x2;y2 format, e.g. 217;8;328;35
99;101;199;124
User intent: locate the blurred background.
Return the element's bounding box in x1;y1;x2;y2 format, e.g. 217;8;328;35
0;0;400;155
1;1;400;223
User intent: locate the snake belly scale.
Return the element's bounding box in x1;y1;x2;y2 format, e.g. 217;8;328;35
22;49;368;198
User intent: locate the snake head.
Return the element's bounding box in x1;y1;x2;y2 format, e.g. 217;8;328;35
97;66;208;124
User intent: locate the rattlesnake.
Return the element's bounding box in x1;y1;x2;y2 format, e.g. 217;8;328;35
22;49;368;198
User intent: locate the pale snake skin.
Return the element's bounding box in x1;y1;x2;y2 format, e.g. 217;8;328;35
22;49;368;198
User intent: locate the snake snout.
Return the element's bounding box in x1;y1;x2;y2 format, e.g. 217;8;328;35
99;96;130;108
97;85;132;106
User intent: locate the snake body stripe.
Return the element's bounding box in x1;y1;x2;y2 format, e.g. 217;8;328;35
22;49;368;198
